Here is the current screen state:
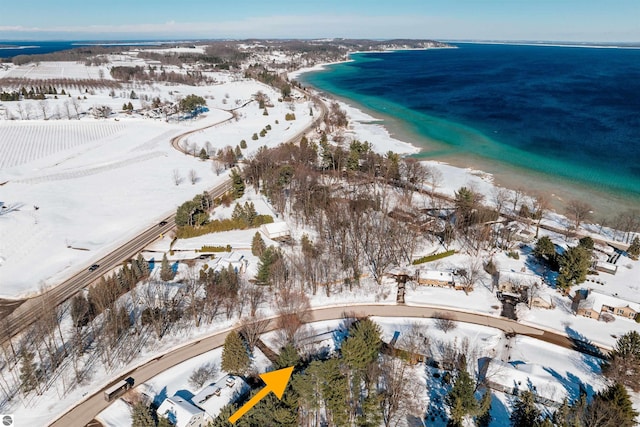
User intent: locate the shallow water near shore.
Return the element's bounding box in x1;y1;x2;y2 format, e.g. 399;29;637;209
300;44;640;218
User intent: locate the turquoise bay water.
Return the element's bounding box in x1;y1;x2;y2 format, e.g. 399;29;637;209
301;44;640;212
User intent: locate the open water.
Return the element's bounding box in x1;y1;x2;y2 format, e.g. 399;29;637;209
301;43;640;211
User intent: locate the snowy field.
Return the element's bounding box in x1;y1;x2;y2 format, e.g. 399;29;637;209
0;61;111;80
0;77;316;297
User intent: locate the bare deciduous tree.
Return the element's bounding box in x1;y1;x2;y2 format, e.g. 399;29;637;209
188;362;218;389
172;169;182;186
492;187;510;215
16;103;26;120
457;258;482;294
379;355;425;427
38;100;49;120
70;97;80;119
189;169;198;185
510;187;525;213
239;318;271;353
275;288;311;344
565;199;593;230
212;160;225;176
434;312;457;333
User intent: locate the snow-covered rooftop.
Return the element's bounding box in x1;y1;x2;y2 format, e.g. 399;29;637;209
157;396;207;427
417;270;454;283
499;270;541;286
260;221;291;240
192;374;250;419
578;289;640;314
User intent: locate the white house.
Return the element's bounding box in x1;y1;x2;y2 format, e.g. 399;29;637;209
260;222;291;241
157;396;210;427
192;375;250;420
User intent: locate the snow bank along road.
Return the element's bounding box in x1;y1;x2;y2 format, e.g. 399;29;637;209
50;303;606;427
1;91;328;341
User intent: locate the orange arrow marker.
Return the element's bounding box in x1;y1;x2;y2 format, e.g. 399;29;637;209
229;366;294;424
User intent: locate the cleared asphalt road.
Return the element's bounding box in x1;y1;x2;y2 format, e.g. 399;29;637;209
50;303;594;427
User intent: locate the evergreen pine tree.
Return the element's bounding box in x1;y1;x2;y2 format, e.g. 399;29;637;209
628;237;640;260
157;416;173;427
342;318;382;372
476;389;493;427
510;390;542;427
321;358;350;427
230;168;245;198
557;246;591;291
251;232;266;257
244;201;257;226
160;253;174;281
446;370;479;426
131;402;156;427
19;351;38;393
71;294;90;328
590;383;638;427
232;203;245;222
221;331;250;375
240;139;247;149
603;331;640;390
131;257;143;281
136;253;149;277
358;393;382;427
255;246;278;286
199;147;209;160
127;101;134;110
533;236;556;261
275;343;301;369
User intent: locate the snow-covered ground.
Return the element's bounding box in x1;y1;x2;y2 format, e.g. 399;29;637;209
3;53;640;426
0;77;316;297
97;317;610;427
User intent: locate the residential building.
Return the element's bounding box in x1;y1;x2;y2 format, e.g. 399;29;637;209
192;375;250;420
498;270;540;294
415;270;454;288
574;289;640;321
157;396;210;427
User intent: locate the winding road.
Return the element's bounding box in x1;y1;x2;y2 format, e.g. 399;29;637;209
49;303;603;427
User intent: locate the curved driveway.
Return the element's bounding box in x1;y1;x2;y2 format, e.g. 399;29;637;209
50;303;600;427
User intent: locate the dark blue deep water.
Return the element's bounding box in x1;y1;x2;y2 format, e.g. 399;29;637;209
0;40;170;59
302;43;640;202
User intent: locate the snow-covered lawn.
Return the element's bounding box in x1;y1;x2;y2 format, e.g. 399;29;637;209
0;61;111;80
0;80;315;297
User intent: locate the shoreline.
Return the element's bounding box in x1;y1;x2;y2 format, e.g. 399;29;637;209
292;58;640;219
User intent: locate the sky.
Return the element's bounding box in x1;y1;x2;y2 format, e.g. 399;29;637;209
0;0;639;42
